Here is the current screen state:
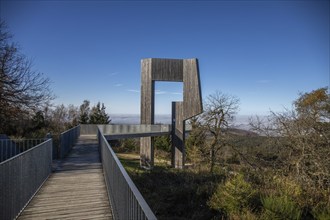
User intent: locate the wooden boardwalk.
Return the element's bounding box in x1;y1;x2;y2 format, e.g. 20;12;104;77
18;135;113;220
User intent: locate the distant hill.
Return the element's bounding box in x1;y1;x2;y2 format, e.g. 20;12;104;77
227;128;259;137
111;114;260;137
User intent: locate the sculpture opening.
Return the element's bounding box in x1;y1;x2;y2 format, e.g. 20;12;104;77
140;58;203;169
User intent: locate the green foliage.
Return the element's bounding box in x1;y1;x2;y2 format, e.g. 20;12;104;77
249;87;330;196
226;153;241;164
114;87;330;220
79;100;111;124
154;135;171;152
261;195;301;220
294;87;329;118
79;100;90;124
186;116;206;166
119;139;139;153
32;111;46;130
154;135;171;163
208;174;258;216
271;176;302;199
89;102;111;124
313;205;330;220
124;163;225;220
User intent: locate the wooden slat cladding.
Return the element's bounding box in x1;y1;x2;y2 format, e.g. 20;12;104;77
140;59;154;167
140;58;203;168
151;58;183;82
171;102;185;168
140;59;154;125
183;59;203;119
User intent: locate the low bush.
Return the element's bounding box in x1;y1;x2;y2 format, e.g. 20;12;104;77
261;195;302;220
208;173;259;217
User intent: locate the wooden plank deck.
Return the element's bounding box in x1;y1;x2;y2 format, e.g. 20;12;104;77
18;135;113;220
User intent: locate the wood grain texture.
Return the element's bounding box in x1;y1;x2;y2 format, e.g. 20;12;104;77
171;102;185;168
151;58;183;81
140;58;203;168
183;59;203;119
140;59;154;125
18;136;113;220
140;59;154;167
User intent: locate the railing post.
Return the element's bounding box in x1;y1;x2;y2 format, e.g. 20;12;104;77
59;125;80;159
0;139;52;220
97;126;157;220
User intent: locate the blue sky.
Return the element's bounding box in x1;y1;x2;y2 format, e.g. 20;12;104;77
1;0;329;116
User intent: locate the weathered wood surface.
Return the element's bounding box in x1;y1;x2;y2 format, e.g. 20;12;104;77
140;58;154;166
183;59;203;119
18;135;113;220
172;102;185;168
140;58;203;168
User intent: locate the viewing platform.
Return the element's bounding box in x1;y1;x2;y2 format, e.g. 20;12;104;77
1;125;158;220
18;135;113;220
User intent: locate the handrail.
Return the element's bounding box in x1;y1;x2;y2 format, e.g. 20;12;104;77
98;128;157;220
0;139;52;220
59;125;80;158
80;124;99;135
0;139;46;163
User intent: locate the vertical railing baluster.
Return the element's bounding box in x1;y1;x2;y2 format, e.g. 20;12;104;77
97;126;157;220
0;139;52;220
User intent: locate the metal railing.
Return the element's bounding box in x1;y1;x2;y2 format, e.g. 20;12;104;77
80;124;98;135
0;139;52;220
98;128;157;220
0;139;47;163
59;125;80;158
99;124;170;134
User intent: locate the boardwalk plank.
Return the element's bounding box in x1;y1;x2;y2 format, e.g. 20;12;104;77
18;135;113;220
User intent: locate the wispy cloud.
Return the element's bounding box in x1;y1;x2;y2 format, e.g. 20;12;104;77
256;79;271;84
108;72;119;76
155;90;167;95
114;83;123;87
127;89;140;93
171;92;182;95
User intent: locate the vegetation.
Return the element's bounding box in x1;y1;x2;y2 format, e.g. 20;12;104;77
79;100;111;124
2;18;329;220
115;88;330;220
200;91;240;173
0;23;111;138
0;21;54;135
0;99;110;139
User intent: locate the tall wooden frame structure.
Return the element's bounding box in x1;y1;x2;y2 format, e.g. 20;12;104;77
140;58;203;168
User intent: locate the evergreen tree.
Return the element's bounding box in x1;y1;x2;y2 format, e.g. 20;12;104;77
79;100;90;124
89;102;111;124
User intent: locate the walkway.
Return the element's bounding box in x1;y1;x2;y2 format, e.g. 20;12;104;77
18;135;113;220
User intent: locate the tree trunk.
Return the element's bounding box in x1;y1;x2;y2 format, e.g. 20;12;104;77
210;144;216;173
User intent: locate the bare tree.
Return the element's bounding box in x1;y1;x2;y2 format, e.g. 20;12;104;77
202;91;240;173
0;21;54;134
67;104;79;127
250;87;330;189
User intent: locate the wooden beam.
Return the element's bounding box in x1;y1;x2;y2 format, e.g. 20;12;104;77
140;58;203;169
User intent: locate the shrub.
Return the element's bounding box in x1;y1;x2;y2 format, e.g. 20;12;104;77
313;204;330;220
208;173;258;216
119;138;139;152
226;153;241;164
260;176;303;219
261;195;302;220
154;135;171;152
